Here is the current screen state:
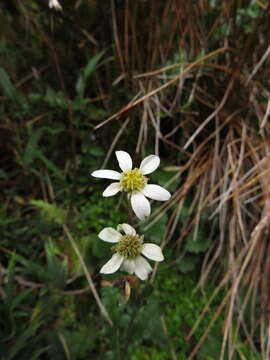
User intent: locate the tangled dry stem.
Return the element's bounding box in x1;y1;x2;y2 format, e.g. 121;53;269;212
104;0;270;358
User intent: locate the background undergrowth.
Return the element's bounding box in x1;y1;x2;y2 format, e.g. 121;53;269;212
1;0;270;359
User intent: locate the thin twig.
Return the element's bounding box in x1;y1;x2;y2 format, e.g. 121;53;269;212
63;224;113;326
94;47;228;130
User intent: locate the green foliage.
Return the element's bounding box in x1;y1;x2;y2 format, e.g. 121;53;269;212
30;200;66;225
140;214;168;243
185;229;211;254
76;49;113;98
1;1;266;358
45;240;68;289
0;206;260;360
0;67;19;103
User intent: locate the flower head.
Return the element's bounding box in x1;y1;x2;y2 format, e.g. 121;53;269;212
91;151;171;220
98;224;164;280
49;0;62;10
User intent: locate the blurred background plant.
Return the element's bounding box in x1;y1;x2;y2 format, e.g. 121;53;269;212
1;0;270;358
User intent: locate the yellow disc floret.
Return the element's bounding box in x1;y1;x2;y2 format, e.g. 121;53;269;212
114;234;143;259
120;168;148;192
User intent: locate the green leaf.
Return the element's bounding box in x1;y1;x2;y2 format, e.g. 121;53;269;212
10;288;33;311
5;254;17;305
185;229;210;254
30;200;66;225
89;146;105;157
92;234;110;259
23;128;44;166
62;324;98;357
44;87;67;108
83;49;107;79
45;240;68;289
150;168;178;192
178;255;198;274
7;321;41;360
141;215;167;243
75;49;111;97
6;251;48;282
197;334;223;360
135;298;166;344
0;67;18;103
35;151;64;179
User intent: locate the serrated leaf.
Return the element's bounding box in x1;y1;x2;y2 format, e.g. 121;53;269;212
138;299;164;335
7;251;48;282
30;200;66;225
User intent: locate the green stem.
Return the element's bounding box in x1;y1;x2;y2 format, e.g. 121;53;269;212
127;197;133;225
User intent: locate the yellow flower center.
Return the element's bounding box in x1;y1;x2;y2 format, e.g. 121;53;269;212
114;234;143;259
120;168;148;192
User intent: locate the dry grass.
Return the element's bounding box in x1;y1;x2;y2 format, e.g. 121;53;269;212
100;0;270;358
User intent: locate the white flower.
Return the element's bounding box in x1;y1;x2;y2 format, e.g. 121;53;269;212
98;224;164;280
49;0;62;10
91;151;171;220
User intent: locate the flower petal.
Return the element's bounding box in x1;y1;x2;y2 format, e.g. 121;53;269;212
49;0;62;10
120;223;136;236
139;155;160;175
91;170;121;180
100;254;124;274
134;255;152;280
115;151;132;171
142;184;171;201
131;193;151;220
121;259;136;274
142;243;164;262
102;183;121;197
98;228;122;243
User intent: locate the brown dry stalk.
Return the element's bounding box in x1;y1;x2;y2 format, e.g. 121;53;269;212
63;224;113;326
94;47;228;130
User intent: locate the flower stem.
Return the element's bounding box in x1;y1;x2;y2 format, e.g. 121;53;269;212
127;198;133;225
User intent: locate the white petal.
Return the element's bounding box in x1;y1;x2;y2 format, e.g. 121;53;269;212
142;184;171;201
115;151;132;171
91;170;121;180
139;155;160;175
121;259;136;274
142;243;164;262
102;183;121;197
100;254;124;274
134;255;152;280
49;0;62;10
120;223;136;236
98;228;122;243
131;193;151;220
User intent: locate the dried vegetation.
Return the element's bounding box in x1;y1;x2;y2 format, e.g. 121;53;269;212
104;1;270;358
